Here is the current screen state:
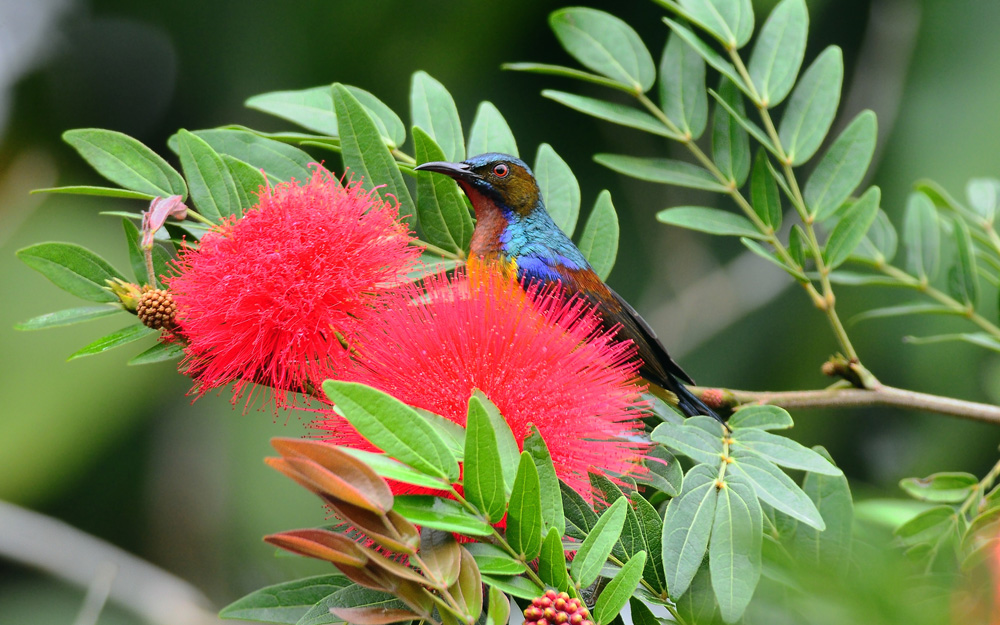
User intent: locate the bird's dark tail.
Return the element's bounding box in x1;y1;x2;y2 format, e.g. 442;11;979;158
647;380;726;425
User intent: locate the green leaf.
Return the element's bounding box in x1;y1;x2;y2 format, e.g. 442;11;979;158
900;472;978;503
485;586;510;625
346;87;407;150
778;46;844;166
339;448;450;491
594;550;647;625
578;190;619;281
651;418;725;465
222;155;266;213
661;464;718;598
662;18;746;93
502;62;633;92
747;0;808;107
597;155;727;191
31;186;156;200
322;381;458;482
657;207;764;239
473;391;521;495
674;561;717;625
710;473;762;624
410;71;464;162
729;454;825;529
751;151;782;229
334;84;416;230
707;88;777;155
246;85;339;136
805;110;878;220
63;128;187;198
177;129;314;182
711;78;751;186
904;332;1000;353
855;208;898;263
464;542;527;576
851;303;960;325
950;218;979;307
742;238;807;281
967;178;1000;223
121;218;167;287
464;394;508;523
218;574;350;624
626;493;667;594
903;192;942;280
524;426;565;536
893;505;960;548
15;305;122;331
68;324;156;360
542;91;680;139
534;143;580;237
467;102;518;157
507;452;543;561
392;495;493;536
414;127;474;254
636;446;683;497
561;481;599;540
791;446;853;574
538;527;572;592
659;33;708;139
127;340;185;366
479;574;543;600
298;584;407;625
549;7;656;92
731;429;842;475
571;497;628;588
823;186;881;269
17;242;126;302
728;405;793;431
677;0;754;49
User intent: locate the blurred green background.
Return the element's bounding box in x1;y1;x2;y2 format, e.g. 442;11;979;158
1;0;999;622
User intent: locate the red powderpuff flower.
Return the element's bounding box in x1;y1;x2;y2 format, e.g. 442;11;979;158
165;168;421;407
315;269;650;497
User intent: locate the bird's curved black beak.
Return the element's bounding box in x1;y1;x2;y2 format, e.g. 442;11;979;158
414;160;479;182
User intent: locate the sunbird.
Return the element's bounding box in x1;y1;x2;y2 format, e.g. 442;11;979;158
415;153;722;423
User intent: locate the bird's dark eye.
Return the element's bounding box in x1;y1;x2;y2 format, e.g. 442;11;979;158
492;163;509;178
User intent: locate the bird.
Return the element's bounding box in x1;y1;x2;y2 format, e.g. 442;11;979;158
414;152;723;423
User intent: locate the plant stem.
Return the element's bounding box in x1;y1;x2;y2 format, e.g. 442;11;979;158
413;238;464;261
184;210;216;227
959;457;1000;517
698;384;1000;425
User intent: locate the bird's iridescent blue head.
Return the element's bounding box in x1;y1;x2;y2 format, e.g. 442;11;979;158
415;152;540;216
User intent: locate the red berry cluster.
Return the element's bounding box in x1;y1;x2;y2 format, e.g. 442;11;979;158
523;590;593;625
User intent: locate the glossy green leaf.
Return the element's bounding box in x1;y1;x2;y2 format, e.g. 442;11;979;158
347;87;407;150
549;7;655;91
661;464;717;598
464;543;527;576
904;332;1000;353
674;561;717;624
571;497;628;588
676;0;754;48
707;88;777;155
15;305;122;331
63;128;187;198
636;446;683;497
507;452;543;561
501;62;632;92
561;481;599;540
578;190;619;280
893;505;959;548
122;218;169;287
823;185;881;269
651;418;725;465
175;128;242;221
222;155;266;213
246;85;339;136
742;238;807;281
597;155;727;191
854;208;898;263
950;218;979;307
299;584;408;625
657;207;764;239
219;574;350;624
479;574;543;600
340;448;450;490
662;18;746;93
175;129;314;182
903;192;941;280
967;178;1000;223
334;84;416;229
538;527;572;592
464;394;508;523
594;550;646;625
392;495;493;536
467;101;518;157
127;340;185;366
729;454;824;529
68;324;156;360
805;111;878;220
414;127;474;254
485;586;510;625
659;33;708;139
850;303;960;325
778;46;843;166
534;143;580;237
473;390;520;495
524;426;564;536
900;472;978;503
748;0;808;107
410;71;464;162
728;405;793;431
542;91;679;139
751;151;782;229
791;446;853;574
589;474;628;560
788;225;806;267
627;493;667;594
31;185;156;200
731;429;841;475
17;242;125;302
323;381;458;481
711;78;751;186
710;473;762;623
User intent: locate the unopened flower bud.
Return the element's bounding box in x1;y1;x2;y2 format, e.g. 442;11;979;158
136;287;177;329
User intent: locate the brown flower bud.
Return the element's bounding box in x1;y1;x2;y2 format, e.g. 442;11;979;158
136;287;177;329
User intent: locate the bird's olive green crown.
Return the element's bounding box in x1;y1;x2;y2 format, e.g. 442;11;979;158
415;153;541;216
